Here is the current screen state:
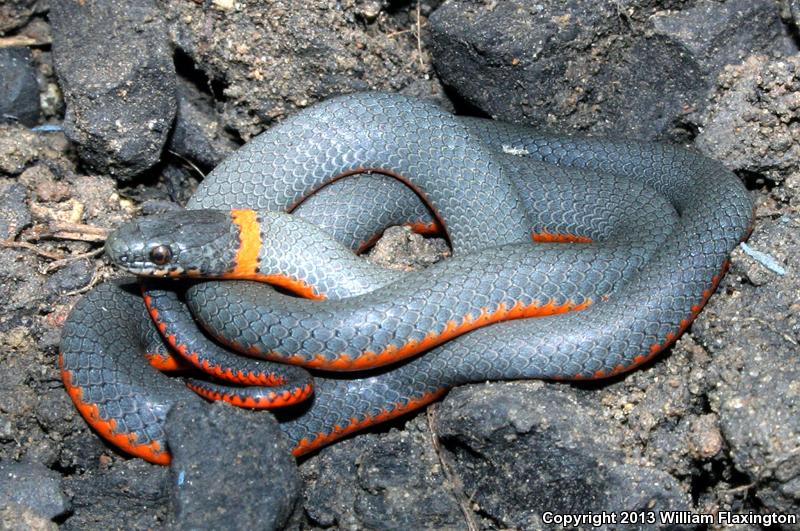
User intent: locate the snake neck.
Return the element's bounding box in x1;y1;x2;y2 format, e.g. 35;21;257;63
228;209;403;300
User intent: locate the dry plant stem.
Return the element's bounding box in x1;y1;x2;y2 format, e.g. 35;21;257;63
0;36;50;47
416;1;424;70
43;247;104;274
167;150;207;179
45;222;109;242
63;268;102;297
0;240;65;260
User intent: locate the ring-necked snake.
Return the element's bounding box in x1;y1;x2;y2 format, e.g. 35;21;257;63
59;92;754;465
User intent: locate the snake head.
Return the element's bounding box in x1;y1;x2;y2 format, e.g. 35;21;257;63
105;210;239;277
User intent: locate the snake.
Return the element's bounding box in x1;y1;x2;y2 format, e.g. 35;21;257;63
59;92;754;465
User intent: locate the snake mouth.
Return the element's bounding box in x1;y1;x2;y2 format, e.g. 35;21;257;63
106;230;185;277
105;248;163;276
114;261;188;277
105;246;183;277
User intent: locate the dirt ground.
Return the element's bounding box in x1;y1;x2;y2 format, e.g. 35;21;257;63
0;0;798;529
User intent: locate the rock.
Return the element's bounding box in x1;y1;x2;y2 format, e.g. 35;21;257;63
301;424;463;529
694;212;800;516
166;80;238;171
0;125;39;175
161;0;442;138
367;226;449;271
0;461;69;520
0;47;41;127
355;0;383;23
0;503;57;531
687;414;723;461
49;0;177;179
428;0;687;138
435;383;690;529
697;55;800;187
0;182;31;239
0;0;38;32
28;166;70;202
429;0;791;139
61;459;170;530
650;0;791;76
787;0;800;28
164;400;300;530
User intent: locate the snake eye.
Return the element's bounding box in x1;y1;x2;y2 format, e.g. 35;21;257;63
149;245;172;266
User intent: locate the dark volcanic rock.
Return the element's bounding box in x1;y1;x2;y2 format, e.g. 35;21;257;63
301;420;464;529
165;400;300;530
650;0;790;75
435;383;690;529
429;0;790;139
49;0;177;179
0;461;69;520
0;47;41;127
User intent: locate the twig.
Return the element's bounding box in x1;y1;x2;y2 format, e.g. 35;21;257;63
63;268;102;297
426;406;480;531
0;36;50;48
167;150;207;179
0;240;65;260
416;1;424;70
386;2;427;71
386;28;413;37
43;247;105;274
719;482;755;494
386;19;428;38
45;222;110;242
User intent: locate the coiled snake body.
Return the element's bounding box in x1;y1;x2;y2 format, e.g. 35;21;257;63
59;93;753;464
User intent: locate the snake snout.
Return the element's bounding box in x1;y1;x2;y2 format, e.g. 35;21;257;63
105;227;145;270
105;230;128;264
